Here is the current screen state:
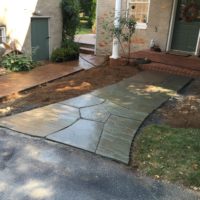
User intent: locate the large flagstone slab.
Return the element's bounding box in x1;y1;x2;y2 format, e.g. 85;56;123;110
80;100;148;122
118;71;171;85
96;115;141;164
162;75;191;91
47;119;103;152
0;104;80;137
60;94;105;108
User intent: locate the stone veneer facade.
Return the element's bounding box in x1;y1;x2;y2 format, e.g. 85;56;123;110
96;0;174;56
0;0;62;57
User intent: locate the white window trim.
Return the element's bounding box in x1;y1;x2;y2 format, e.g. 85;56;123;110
127;0;150;30
0;27;6;43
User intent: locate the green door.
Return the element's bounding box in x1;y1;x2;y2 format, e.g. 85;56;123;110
171;0;200;53
31;18;49;61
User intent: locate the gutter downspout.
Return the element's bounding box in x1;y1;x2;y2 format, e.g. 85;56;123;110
110;0;122;59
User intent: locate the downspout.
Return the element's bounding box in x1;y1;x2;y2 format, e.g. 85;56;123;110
110;0;122;59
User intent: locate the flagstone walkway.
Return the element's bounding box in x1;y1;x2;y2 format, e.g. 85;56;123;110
0;71;191;164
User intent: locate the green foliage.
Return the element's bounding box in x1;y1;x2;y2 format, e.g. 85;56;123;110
0;53;35;72
79;0;96;28
61;39;79;52
51;39;79;62
102;11;136;59
61;0;80;40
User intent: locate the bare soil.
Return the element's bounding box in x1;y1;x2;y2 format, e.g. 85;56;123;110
147;78;200;129
0;65;139;117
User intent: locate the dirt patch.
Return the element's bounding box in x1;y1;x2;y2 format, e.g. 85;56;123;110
146;78;200;129
0;65;139;117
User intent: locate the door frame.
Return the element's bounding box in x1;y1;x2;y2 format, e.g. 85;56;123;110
31;16;51;60
166;0;200;56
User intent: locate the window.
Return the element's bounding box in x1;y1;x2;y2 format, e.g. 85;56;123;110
0;27;6;44
128;0;150;29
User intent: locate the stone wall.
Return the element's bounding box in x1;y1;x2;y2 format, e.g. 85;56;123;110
96;0;173;56
0;0;62;57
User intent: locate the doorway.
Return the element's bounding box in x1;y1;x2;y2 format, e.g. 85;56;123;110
171;0;200;53
31;17;50;61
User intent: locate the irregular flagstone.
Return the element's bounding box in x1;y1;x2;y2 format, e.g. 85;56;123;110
92;83;168;113
80;100;147;122
60;94;105;108
0;104;80;137
96;115;141;164
80;101;110;122
47;119;104;152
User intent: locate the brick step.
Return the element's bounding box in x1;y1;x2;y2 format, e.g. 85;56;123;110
140;62;200;77
79;47;95;55
133;50;200;71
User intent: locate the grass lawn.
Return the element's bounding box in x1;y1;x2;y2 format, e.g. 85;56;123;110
76;19;92;35
133;125;200;190
77;27;92;35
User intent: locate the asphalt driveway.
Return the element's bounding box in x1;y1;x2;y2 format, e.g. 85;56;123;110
0;128;199;200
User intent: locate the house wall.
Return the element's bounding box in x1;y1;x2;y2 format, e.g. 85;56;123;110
96;0;174;56
0;0;62;57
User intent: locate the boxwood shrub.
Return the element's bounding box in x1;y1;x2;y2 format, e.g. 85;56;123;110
51;39;79;62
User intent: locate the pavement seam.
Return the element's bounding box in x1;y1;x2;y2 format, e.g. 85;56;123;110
58;98;106;109
95;113;111;153
0;125;44;139
45;117;81;138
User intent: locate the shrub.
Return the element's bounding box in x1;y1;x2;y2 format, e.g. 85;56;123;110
61;39;79;52
0;53;35;72
51;42;79;63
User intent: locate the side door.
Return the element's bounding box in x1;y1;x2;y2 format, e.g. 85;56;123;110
31;18;50;61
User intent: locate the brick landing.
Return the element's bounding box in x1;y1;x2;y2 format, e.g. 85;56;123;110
133;50;200;77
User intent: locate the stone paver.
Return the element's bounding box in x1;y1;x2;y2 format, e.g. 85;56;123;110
0;104;80;137
80;100;147;122
96;115;141;163
60;94;105;108
47;119;103;152
0;71;191;163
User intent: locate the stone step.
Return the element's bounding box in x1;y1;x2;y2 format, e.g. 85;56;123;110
80;47;95;55
133;50;200;71
78;42;95;49
140;62;200;78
